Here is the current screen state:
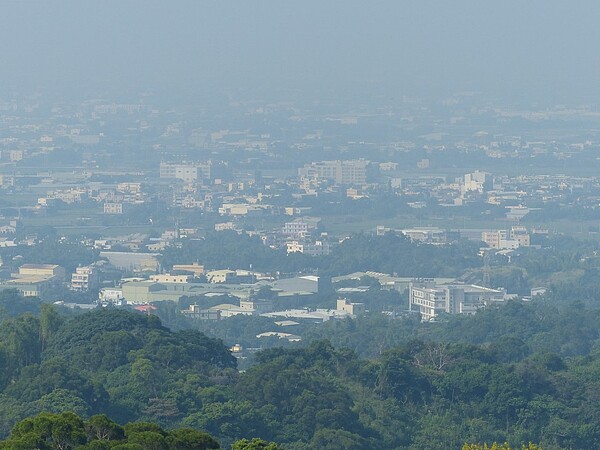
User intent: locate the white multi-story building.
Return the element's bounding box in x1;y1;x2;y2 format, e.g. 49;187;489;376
409;281;505;321
70;266;99;292
298;159;369;185
482;226;530;249
159;161;211;183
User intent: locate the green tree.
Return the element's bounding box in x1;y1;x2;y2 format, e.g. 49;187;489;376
85;414;124;441
39;304;64;352
231;438;282;450
122;421;166;437
32;389;90;418
462;444;542;450
0;313;41;369
9;412;86;450
309;429;367;450
50;412;87;450
110;445;144;450
165;428;220;450
76;441;112;450
127;431;168;450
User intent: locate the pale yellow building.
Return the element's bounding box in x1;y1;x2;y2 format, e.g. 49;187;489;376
172;263;204;276
18;264;66;281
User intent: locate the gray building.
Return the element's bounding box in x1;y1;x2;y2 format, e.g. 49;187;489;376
273;275;320;294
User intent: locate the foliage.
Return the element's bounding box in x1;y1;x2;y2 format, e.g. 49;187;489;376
231;438;283;450
2;290;600;448
158;230;481;278
0;289;41;320
0;413;220;450
462;444;542;450
158;231;312;274
321;232;481;277
0;238;98;273
0;307;236;436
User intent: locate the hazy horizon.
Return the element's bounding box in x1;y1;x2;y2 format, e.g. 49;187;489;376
1;1;599;104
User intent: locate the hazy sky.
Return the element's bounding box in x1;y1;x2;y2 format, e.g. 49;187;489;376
1;1;599;103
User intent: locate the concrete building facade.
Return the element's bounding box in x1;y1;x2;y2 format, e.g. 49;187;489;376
409;280;505;321
70;266;99;291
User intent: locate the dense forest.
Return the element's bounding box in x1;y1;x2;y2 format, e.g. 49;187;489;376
1;290;600;449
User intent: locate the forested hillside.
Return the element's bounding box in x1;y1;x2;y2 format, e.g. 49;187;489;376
1;296;600;449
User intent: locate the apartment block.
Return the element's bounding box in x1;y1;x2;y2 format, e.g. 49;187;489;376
70;266;99;291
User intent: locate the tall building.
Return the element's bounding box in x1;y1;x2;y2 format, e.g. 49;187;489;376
298;160;369;185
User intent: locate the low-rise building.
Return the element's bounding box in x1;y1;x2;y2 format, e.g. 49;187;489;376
0;278;50;297
208;303;253;318
98;287;124;305
240;298;273;314
149;274;191;283
18;264;66;281
256;331;302;342
218;203;273;216
206;269;236;284
286;240;331;256
171;263;204;276
336;298;365;316
99;251;160;273
273;275;320;294
182;304;220;320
